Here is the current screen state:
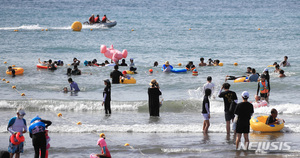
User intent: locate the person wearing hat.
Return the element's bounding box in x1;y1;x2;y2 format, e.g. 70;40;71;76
162;61;173;72
234;91;254;149
110;65;123;84
121;71;131;80
7;66;16;77
148;79;162;116
7;108;27;158
102;79;111;115
95;133;111;158
129;58;137;72
89;14;95;24
29;116;52;158
257;74;270;103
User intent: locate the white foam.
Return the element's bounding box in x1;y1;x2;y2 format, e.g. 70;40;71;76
162;148;211;153
0;100;142;112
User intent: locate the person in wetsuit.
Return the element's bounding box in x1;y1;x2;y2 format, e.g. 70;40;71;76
29;116;52;158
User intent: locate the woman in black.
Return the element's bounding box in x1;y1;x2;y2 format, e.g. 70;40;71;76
148;79;162;117
102;79;111;115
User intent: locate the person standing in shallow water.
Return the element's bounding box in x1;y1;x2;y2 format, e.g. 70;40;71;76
235;91;254;150
148;79;162;117
102;79;111;115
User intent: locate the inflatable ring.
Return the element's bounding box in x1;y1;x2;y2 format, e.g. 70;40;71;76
10;132;25;145
125;70;135;74
267;65;275;67
120;78;136;84
253;100;268;108
234;77;247;83
6;67;24;75
37;64;57;69
250;115;284;132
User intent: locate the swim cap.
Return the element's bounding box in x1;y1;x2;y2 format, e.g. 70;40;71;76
122;71;127;74
100;133;105;138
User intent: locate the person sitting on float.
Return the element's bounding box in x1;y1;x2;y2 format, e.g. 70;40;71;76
121;71;131;80
162;61;173;72
7;66;16;77
266;108;285;125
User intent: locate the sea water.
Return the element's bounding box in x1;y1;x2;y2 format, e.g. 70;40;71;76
0;0;300;157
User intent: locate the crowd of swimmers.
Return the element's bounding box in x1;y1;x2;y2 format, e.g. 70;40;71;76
2;56;291;157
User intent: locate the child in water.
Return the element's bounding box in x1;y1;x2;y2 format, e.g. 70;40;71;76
91;133;111;158
202;88;211;133
266;108;285;125
63;87;68;93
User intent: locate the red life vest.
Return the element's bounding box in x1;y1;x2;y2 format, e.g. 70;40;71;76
102;16;107;22
89;16;94;23
94;17;99;23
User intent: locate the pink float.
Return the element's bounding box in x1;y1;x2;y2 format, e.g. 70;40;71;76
253;100;268;108
100;45;128;63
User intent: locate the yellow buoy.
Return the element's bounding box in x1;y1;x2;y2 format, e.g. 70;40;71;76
178;63;182;66
219;62;224;66
57;113;62;117
71;21;82;31
45;29;48;31
21;93;25;96
258;28;261;30
131;29;134;31
234;62;238;66
77;121;82;125
67;64;71;66
14;30;18;32
4;61;7;64
189;28;191;30
2;78;6;81
12;65;16;67
41;29;44;31
6;81;9;83
90;29;93;31
124;143;130;146
12;86;16;89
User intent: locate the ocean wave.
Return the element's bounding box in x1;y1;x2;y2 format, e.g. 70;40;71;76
1;123;298;133
1;100;300;114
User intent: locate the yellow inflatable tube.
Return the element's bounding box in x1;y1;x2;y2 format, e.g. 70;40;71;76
120;78;136;84
234;77;246;83
125;70;135;74
6;67;24;75
250;115;284;132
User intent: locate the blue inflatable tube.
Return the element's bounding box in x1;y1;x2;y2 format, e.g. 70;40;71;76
161;67;187;73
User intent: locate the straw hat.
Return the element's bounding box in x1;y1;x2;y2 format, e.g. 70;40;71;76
149;79;158;86
164;61;169;65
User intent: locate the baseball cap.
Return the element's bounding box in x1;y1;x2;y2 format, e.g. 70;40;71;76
17;108;26;115
241;91;249;98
